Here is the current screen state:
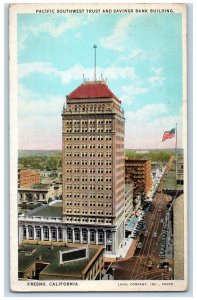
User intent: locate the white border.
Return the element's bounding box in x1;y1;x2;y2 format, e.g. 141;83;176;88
5;0;192;298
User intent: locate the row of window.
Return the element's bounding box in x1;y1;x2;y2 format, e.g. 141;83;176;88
65;120;112;125
65;185;112;191
64;128;112;133
65;216;112;224
66;104;112;112
65;144;112;149
65;152;112;158
65;209;112;215
65;161;112;166
64;136;112;142
22;226;112;243
65;177;112;182
65;194;112;199
65;169;112;174
65;201;112;207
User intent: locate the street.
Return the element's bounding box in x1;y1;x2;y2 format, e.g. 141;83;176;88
108;156;175;280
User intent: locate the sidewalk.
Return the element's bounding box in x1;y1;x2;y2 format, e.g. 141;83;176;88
104;236;136;260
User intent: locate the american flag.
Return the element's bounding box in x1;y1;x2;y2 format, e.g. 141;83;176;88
162;128;176;142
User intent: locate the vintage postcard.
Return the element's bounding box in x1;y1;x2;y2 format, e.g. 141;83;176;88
10;3;187;292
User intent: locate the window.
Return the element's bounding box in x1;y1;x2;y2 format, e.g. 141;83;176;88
43;227;49;240
28;226;34;239
51;227;56;241
22;226;26;239
98;231;104;243
58;228;62;240
35;227;41;240
82;230;88;242
74;229;80;242
90;230;96;243
67;228;73;241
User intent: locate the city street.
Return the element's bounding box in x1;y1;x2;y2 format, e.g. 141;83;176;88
108;156;175;280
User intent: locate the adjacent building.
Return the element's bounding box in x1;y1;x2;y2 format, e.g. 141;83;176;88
125;159;152;196
124;183;135;223
176;156;184;184
18;183;62;208
18;168;40;188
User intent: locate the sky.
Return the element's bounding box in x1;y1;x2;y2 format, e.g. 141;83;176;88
17;11;183;150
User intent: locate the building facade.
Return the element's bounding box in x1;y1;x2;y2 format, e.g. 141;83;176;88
61;80;125;253
18;168;40;188
125;159;152;196
18;183;62;207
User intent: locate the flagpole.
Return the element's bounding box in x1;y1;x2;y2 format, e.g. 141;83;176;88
175;123;178;181
175;123;177;153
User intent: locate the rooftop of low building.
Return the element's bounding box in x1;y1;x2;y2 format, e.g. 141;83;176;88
18;243;102;277
163;163;183;191
27;201;62;218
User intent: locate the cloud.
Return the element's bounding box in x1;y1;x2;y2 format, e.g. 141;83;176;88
124;104;182;149
100;15;135;52
18;85;62;150
148;67;165;86
32;15;82;37
18;62;138;84
125;103;168;122
120;49;161;62
120;85;149;105
18;62;58;80
18;15;84;49
120;49;148;61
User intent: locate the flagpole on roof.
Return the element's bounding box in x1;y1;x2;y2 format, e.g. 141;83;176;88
93;44;97;81
175;123;177;153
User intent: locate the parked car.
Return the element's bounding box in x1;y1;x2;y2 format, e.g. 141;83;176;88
157;261;169;269
153;232;157;237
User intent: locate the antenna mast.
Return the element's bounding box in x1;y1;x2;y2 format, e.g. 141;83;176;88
93;44;97;81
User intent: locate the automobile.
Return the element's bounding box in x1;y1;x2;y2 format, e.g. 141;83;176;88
147;261;153;269
137;242;143;249
157;261;169;269
153;232;157;237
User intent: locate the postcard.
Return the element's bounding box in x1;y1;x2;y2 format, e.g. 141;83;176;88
10;3;187;292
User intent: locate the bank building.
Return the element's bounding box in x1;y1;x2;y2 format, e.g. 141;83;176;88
61;78;125;253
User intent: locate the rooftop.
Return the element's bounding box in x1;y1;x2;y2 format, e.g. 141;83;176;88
67;81;120;102
18;243;99;277
18;184;52;191
28;202;62;218
125;158;151;163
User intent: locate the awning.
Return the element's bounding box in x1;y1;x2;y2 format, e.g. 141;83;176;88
125;215;139;232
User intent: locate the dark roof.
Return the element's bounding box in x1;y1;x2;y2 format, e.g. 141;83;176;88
67;81;120;102
18;244;98;277
28;202;62;217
